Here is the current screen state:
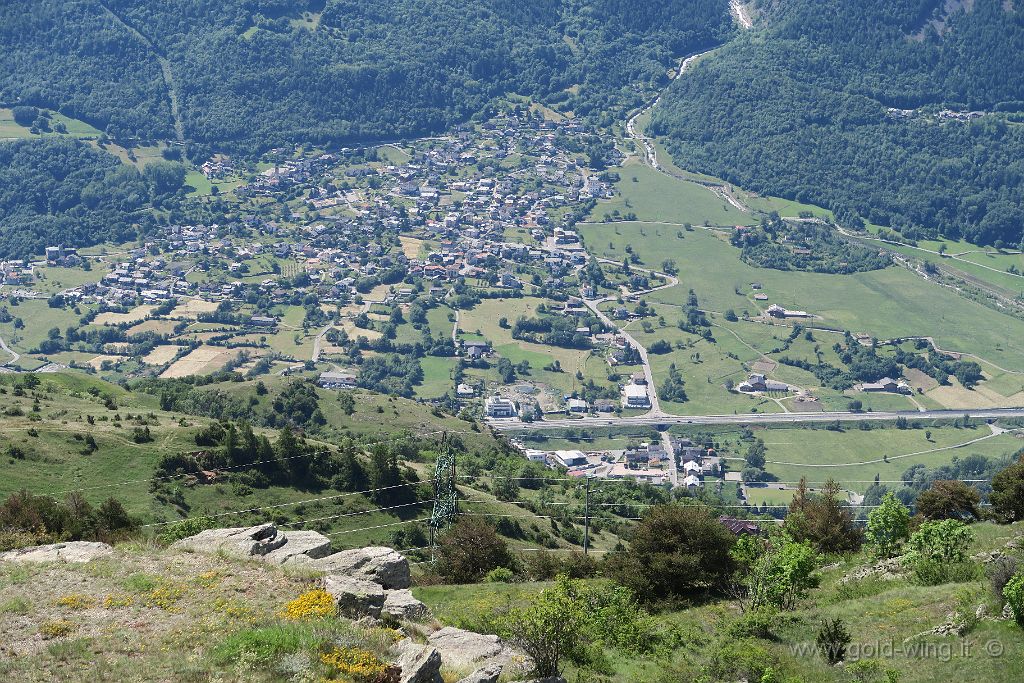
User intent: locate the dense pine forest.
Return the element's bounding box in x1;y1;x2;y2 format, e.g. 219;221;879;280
0;0;731;157
652;0;1024;247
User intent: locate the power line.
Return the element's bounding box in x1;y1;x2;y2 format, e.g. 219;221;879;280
324;517;431;537
279;500;435;527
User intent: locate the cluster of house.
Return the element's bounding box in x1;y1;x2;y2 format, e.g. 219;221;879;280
44;245;82;267
513;436;720;488
0;259;34;286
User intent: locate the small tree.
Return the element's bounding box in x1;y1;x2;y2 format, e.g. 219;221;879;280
866;492;911;558
731;530;818;611
991;455;1024;522
607;504;736;603
434;517;515;584
786;479;863;554
816;618;851;665
915;480;981;521
904;519;974;585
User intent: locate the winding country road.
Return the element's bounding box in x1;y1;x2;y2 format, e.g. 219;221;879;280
624;49;749;213
583;261;680;416
0;333;19;366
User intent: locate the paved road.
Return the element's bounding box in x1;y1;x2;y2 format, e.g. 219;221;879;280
0;333;20;366
488;407;1024;432
581;263;679;417
311;324;335;362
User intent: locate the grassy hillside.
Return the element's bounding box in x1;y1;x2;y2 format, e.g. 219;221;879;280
2;520;1021;681
415;521;1024;682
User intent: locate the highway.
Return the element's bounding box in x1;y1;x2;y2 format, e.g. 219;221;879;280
488;407;1024;432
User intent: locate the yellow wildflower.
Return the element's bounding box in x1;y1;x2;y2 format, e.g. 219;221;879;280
281;588;336;621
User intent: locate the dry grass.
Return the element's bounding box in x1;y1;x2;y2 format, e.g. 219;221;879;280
142;345;185;366
93;306;155;326
168;299;219;320
85;355;127;370
160;346;237;378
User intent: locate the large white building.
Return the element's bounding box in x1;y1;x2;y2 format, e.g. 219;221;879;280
484;395;518;418
622;383;650;408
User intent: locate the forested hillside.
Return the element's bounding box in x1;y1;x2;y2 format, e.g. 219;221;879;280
652;0;1024;246
0;137;181;259
0;0;731;157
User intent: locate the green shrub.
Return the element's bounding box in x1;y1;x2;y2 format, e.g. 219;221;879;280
157;516;217;545
484;567;516;583
816;618;850;665
904;519;975;586
725;609;779;640
1005;572;1024;626
212;624;322;666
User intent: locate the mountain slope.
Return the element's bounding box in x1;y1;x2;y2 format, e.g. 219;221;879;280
0;0;732;156
651;0;1024;246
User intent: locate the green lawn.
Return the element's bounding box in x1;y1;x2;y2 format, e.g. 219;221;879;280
580;222;1024;373
415;357;457;399
458;298;615;396
588;160;758;227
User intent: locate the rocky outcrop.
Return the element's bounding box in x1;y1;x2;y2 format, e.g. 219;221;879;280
171;523;330;565
383;589;430;621
0;541;113;564
394;639;442;683
313;546;411;589
324;575;386;619
428;626;532;675
456;663;503;683
263;530;332;565
838;556;906;584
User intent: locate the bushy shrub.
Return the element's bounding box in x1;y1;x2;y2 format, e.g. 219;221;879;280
157;516;217;545
484;567;516;583
816;618;851;665
1005;572;1024;626
434;517;515;584
987;556;1020;603
904;519;975;586
497;576;660;677
0;490;137;547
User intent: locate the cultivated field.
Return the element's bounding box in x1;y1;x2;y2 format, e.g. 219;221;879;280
142;345;185;366
159;345;237;378
580;222;1024;374
93;305;155;326
168;298;219;319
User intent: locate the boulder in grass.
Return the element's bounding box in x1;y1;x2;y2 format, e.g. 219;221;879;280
427;626;531;674
324;574;385;618
456;663;503;683
0;541;113;564
383;589;431;621
394;639;442;683
313;546;411;588
263;530;332;565
171;523;286;557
